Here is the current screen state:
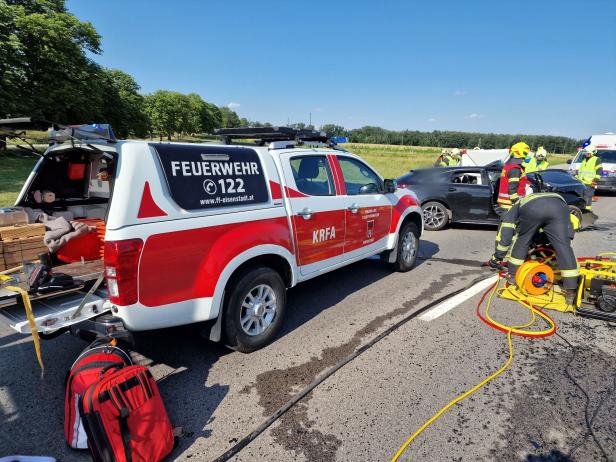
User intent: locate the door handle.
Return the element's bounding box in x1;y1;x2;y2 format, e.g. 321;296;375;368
297;208;313;220
448;187;457;192
347;203;360;214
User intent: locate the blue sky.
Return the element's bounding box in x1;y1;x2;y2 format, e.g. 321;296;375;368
67;0;615;139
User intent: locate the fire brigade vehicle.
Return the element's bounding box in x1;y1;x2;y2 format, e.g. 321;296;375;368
0;121;423;352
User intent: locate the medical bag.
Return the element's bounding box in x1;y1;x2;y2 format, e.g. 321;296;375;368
78;364;175;462
65;339;132;449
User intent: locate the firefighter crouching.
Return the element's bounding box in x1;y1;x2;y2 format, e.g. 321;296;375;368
524;146;549;173
576;146;603;212
488;177;580;305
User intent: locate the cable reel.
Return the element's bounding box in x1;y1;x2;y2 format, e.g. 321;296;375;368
515;261;554;295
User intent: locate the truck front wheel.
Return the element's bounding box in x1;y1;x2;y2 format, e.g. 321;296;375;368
393;221;419;272
223;266;286;353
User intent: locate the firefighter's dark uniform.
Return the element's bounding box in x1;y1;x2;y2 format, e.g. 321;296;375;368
501;193;579;290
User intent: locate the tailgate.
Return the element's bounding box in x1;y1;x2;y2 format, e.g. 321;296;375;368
0;288;110;334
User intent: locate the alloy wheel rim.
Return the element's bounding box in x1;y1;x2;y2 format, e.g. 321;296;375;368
240;284;277;336
423;205;446;228
401;231;417;263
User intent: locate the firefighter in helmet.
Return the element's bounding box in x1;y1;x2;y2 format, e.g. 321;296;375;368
576;146;603;212
524;146;549;173
496;142;530;212
487;174;580;304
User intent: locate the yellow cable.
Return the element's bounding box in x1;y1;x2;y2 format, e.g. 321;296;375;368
391;278;547;462
5;285;44;372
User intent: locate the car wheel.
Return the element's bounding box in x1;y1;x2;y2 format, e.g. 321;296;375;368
393;221;419;272
422;201;449;231
224;266;286;353
569;205;583;231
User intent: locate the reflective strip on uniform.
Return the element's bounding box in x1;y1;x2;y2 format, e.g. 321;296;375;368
509;178;520;183
508;256;525;266
496;244;509;252
519;192;563;207
501;222;516;229
510;193;519;200
560;268;580;278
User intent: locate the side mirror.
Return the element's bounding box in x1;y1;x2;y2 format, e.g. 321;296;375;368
359;183;379;195
566;159;572;164
384;179;397;194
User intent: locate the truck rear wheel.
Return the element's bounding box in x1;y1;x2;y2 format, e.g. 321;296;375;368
223;266;286;353
393;221;419;272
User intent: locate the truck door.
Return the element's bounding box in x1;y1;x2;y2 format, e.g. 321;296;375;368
280;154;347;275
333;155;392;255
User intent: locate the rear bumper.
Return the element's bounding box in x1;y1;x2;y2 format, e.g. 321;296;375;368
596;177;616;191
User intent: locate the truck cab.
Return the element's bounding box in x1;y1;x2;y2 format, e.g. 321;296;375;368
568;134;616;192
0;124;423;352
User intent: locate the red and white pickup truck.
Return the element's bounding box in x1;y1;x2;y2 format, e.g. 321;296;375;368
0;125;423;352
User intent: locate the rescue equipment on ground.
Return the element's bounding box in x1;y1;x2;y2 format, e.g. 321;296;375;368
65;338;132;449
392;251;616;460
79;363;175;462
499;251;616;321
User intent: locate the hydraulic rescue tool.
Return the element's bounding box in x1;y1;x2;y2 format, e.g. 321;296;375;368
499;250;616;321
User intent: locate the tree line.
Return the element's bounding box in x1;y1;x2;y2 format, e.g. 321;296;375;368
321;125;582;153
1;1;581;152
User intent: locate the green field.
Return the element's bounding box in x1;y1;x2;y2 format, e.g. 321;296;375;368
0;143;574;207
0;151;38;207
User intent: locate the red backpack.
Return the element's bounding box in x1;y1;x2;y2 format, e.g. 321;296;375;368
79;364;175;462
65;339;132;449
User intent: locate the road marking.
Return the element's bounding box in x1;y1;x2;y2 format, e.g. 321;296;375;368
419;275;498;321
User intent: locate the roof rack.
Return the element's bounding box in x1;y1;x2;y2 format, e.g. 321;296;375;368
214;126;333;146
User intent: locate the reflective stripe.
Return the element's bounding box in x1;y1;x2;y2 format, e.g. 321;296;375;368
496;244;509;252
519;192;563;207
502;222;516;229
560;268;580;278
508;256;525;266
510;193;519;200
509;178;520;183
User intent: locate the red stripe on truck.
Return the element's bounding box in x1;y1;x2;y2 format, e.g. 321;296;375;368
137;182;167;219
389;195;418;233
138;217;293;307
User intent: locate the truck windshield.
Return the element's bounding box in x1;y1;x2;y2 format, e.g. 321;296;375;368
598;150;616;163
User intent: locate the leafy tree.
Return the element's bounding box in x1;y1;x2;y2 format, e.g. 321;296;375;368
143;90;188;140
219;106;241;128
320;124;347;137
96;69;148;138
0;0;103;122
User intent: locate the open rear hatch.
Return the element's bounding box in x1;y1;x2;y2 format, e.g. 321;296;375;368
0;260;110;334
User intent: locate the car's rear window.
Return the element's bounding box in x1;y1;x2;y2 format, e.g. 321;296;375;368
153;143;269;210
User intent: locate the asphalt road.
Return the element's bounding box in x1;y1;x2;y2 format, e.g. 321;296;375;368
1;193;615;461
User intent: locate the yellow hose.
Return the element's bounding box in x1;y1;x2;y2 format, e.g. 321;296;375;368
391;278;552;462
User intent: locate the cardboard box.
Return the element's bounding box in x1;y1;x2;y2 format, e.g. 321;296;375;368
1;235;48;267
0;224;46;241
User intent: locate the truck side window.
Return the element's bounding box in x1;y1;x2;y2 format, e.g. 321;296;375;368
290;156;335;196
338;157;383;195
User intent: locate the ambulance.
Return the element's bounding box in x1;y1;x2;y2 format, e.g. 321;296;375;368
0;121;423;352
568;133;616;192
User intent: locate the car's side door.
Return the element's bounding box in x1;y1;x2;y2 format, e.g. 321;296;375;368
279;154;347;275
333;155;392;256
445;169;492;221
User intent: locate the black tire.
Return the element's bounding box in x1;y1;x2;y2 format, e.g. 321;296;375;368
422;201;449;231
223;266;286;353
393;221;420;272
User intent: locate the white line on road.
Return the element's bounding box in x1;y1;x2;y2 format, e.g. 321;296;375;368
419;275;499;322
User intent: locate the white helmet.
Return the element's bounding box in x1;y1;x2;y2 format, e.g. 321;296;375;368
536;146;547;160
